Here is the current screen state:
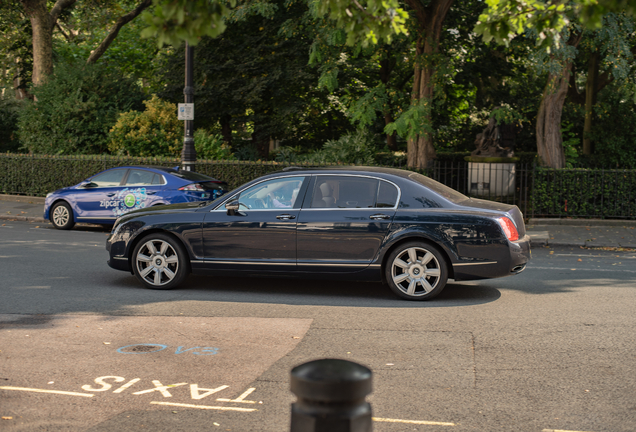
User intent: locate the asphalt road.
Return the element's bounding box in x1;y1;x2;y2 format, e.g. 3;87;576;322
1;220;635;432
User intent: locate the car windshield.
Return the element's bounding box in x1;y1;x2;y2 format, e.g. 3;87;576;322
408;172;468;204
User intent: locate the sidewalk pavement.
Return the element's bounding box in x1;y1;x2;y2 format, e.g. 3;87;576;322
1;194;635;249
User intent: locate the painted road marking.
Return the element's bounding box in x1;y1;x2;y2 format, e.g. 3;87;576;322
216;387;257;404
190;384;228;400
132;380;188;397
0;386;94;397
150;401;257;412
373;417;455;426
542;429;595;432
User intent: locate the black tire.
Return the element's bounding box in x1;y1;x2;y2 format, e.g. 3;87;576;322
50;201;75;230
132;233;189;290
385;241;448;301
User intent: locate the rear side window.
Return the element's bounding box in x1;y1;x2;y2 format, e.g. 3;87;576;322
126;169;161;186
90;169;126;187
377;181;398;208
310;176;399;209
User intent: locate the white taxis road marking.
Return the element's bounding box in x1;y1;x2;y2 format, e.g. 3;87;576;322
0;386;94;397
542;429;595;432
150;402;257;412
373;417;455;426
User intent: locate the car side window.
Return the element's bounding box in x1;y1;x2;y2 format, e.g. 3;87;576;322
237;177;305;209
376;181;399;208
90;169;127;187
125;169;157;186
312;176;379;209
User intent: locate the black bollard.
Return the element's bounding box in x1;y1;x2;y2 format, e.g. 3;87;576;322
290;359;373;432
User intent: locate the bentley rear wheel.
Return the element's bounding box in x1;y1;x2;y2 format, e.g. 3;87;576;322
385;241;448;301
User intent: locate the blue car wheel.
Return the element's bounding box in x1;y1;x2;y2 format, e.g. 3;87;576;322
51;202;75;230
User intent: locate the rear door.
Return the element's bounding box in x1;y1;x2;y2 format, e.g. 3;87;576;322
296;175;399;273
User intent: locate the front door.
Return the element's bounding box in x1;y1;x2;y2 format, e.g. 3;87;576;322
201;176;307;272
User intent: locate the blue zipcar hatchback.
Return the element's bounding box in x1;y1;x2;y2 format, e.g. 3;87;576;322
44;166;229;230
106;166;531;301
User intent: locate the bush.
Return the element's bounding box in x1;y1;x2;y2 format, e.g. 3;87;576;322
17;62;145;155
300;130;377;165
0;96;23;152
533;167;636;218
194;129;235;160
108;95;183;157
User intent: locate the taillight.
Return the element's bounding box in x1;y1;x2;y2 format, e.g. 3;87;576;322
498;217;519;241
179;183;205;192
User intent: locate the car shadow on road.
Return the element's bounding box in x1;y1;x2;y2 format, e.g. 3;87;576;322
152;274;503;308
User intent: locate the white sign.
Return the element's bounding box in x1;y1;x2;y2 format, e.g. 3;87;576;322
178;103;194;120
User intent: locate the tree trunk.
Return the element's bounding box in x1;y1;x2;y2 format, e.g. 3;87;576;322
583;50;599;156
404;0;453;170
21;0;77;86
536;74;571;168
22;0;53;86
536;32;582;168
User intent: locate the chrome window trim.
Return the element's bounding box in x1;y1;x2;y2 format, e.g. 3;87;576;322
210;174;308;212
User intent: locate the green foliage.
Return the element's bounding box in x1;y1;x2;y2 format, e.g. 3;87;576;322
476;0;636;51
385;98;434;140
533;166;636;218
108;95;183;157
17;62;145;155
141;0;236;46
300;130;377;165
313;0;408;47
0;96;23;153
194;129;235;160
561;121;580;167
491;105;527;128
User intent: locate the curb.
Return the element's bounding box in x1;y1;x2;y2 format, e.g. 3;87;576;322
0;194;46;204
0;215;47;223
528;218;636;227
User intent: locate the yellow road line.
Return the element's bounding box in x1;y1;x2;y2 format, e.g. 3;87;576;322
0;386;94;397
373;417;455;426
150;401;257;412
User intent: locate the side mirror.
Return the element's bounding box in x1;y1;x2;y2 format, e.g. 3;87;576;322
225;200;239;215
79;181;96;188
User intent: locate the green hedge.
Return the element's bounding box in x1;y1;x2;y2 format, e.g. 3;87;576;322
0;153;336;196
533;167;636;219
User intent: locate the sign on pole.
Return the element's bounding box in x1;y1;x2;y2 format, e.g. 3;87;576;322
178;103;194;121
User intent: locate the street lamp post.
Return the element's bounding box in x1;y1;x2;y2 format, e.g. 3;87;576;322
181;42;196;171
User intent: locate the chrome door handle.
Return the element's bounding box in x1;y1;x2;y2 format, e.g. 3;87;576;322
106;193;116;197
146;191;157;195
370;214;390;220
276;214;296;220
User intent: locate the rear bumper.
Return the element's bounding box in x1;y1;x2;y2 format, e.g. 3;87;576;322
452;235;531;281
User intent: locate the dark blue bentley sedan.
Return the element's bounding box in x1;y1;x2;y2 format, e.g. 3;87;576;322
106;166;530;300
44;166;229;230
